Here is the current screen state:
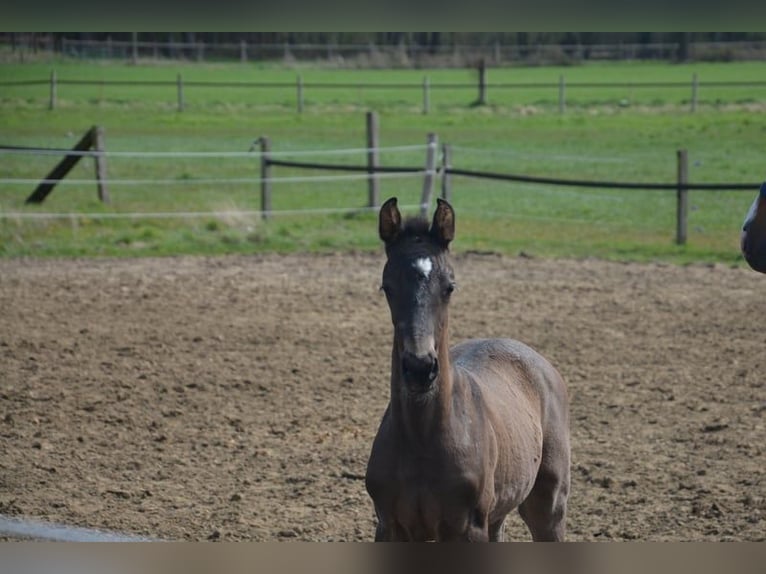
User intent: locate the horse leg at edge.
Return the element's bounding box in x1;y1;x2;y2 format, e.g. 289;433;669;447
374;521;388;541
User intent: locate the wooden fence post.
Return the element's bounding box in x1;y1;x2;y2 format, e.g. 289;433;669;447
366;111;380;208
26;126;98;204
423;76;430;115
478;59;487;105
676;149;689;245
93;126;110;204
177;73;184;112
49;70;57;110
440;143;452;202
296;75;304;113
260;137;272;220
691;73;698;112
420;133;438;218
240;40;247;63
558;74;566;114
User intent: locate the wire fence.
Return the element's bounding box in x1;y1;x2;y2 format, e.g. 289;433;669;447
1;142;759;197
0;140;432;220
0;140;759;233
0;143;428;158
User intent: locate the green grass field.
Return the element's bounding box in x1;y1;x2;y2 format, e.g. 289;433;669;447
1;58;765;264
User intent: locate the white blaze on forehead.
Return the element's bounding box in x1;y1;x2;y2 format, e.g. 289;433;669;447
413;257;433;279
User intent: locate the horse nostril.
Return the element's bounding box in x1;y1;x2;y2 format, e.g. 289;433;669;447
428;357;439;382
401;352;438;387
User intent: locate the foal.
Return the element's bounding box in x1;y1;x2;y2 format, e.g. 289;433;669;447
365;197;570;542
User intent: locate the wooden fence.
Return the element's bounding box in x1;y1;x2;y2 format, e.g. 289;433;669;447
10;71;766;115
256;112;759;245
3;116;760;246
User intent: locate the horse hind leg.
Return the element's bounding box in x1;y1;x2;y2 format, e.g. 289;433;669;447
518;469;570;542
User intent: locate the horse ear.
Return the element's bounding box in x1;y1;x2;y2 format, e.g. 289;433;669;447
430;198;455;248
379;197;402;244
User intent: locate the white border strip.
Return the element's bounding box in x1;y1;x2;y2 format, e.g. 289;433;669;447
0;514;160;542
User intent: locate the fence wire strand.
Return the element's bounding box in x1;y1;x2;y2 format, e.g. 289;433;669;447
0;170;426;187
0;144;428;158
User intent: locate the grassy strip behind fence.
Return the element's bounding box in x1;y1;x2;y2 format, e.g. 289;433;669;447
1;60;764;264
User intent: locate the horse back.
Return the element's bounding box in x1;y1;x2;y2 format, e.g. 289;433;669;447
450;338;569;462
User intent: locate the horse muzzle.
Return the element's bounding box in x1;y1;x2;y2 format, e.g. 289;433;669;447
401;351;439;391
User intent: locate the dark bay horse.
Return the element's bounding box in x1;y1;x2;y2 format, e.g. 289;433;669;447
741;182;766;273
365;197;570;542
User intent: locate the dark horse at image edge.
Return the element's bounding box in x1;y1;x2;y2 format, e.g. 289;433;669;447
365;197;571;542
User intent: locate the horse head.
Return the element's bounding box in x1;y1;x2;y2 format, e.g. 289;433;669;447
378;197;456;394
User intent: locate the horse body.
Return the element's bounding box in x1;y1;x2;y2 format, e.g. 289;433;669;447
365;198;570;542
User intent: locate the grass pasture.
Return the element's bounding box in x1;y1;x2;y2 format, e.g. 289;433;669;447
1;59;765;263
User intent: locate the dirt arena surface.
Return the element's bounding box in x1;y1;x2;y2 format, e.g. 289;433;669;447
0;252;763;541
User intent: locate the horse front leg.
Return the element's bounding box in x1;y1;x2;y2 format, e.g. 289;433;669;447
374;521;388;541
373;515;409;541
437;509;491;542
488;518;506;542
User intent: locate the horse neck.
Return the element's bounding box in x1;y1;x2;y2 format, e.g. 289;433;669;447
390;313;454;445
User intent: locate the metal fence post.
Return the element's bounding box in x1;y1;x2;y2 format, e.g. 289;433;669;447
93;126;110;204
420;133;438;217
49;70;57;110
366;111;380;208
297;75;304;114
440;143;452;202
260;137;272;220
478;59;487;105
676;149;689;245
177;73;184;112
131;32;138;64
558;74;566;114
691;73;698;112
